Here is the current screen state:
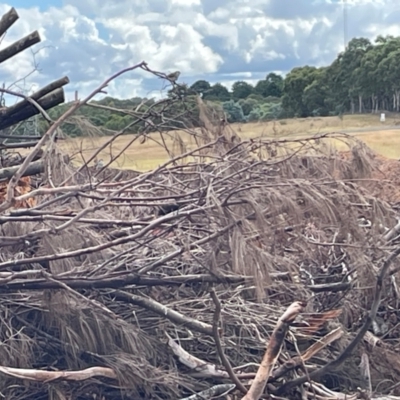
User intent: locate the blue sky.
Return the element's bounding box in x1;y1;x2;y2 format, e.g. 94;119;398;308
0;0;397;101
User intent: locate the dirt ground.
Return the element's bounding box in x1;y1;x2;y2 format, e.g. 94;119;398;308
343;150;400;204
369;156;400;203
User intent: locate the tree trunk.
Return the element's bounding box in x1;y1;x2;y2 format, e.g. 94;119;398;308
358;95;363;113
350;98;355;114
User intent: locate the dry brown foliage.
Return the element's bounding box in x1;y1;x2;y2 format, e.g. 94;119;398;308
0;176;36;209
1;80;400;400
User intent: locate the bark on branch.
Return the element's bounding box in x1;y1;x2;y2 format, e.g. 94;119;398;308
5;76;70;118
0;273;248;292
243;301;305;400
0;7;19;37
114;290;213;336
179;384;236;400
0;141;41;150
0;30;41;64
0;88;65;131
0;160;44;180
210;289;248;394
0;365;116;382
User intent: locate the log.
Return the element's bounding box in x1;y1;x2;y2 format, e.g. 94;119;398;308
4;149;43;167
0;8;19;37
0;141;40;150
0;134;41;140
0;273;247;292
0;160;43;181
6;76;70;118
0;88;65;130
0;30;41;64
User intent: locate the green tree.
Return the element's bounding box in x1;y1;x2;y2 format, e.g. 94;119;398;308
255;73;283;98
232;81;254;99
265;73;283;97
281;66;318;117
203;83;231;101
222;100;245;122
302;68;330;116
190;80;211;96
378;48;400;111
238;98;259;116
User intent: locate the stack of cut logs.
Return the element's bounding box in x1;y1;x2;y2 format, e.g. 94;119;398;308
0;7;69;182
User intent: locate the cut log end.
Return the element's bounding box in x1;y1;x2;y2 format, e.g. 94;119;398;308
0;30;41;64
0;8;19;37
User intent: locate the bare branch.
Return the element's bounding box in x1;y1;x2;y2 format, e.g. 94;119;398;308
0;7;19;37
0;30;41;64
210;289;248;394
243;301;306;400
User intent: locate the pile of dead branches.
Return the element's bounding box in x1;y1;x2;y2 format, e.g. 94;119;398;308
1;109;400;400
2;44;400;398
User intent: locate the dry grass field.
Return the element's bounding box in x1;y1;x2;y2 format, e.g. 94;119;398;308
61;113;400;171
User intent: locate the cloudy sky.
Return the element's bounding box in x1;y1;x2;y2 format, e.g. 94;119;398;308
0;0;396;102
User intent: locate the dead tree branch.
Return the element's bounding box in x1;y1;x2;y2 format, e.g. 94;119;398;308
210;289;248;394
0;7;18;37
0;31;41;64
243;301;306;400
0;160;43;180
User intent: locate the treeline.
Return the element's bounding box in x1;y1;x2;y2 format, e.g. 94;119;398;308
187;35;400;120
19;34;400;137
282;35;400;117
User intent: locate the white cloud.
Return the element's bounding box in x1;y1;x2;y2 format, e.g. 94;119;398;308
0;0;398;101
171;0;201;6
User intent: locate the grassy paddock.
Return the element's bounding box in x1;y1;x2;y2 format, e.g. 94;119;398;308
60;114;400;170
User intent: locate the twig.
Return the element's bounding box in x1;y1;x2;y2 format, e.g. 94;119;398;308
210;288;248;394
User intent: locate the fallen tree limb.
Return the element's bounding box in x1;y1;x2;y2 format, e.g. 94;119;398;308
0;141;41;149
0;88;65;131
167;333;238;379
242;301;305;400
210;289;248;394
115;291;214;336
0;160;44;180
0;30;41;64
179;384;236;400
0;7;18;37
307;281;352;293
5;76;70;118
0;273;249;292
167;333;256;380
0;365;117;382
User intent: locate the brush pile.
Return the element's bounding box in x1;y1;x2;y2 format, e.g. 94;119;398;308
1;9;400;394
1;99;400;400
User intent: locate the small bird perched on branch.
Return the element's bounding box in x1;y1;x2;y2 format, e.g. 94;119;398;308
166;71;180;83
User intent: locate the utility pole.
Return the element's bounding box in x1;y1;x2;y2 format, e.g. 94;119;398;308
343;0;348;50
